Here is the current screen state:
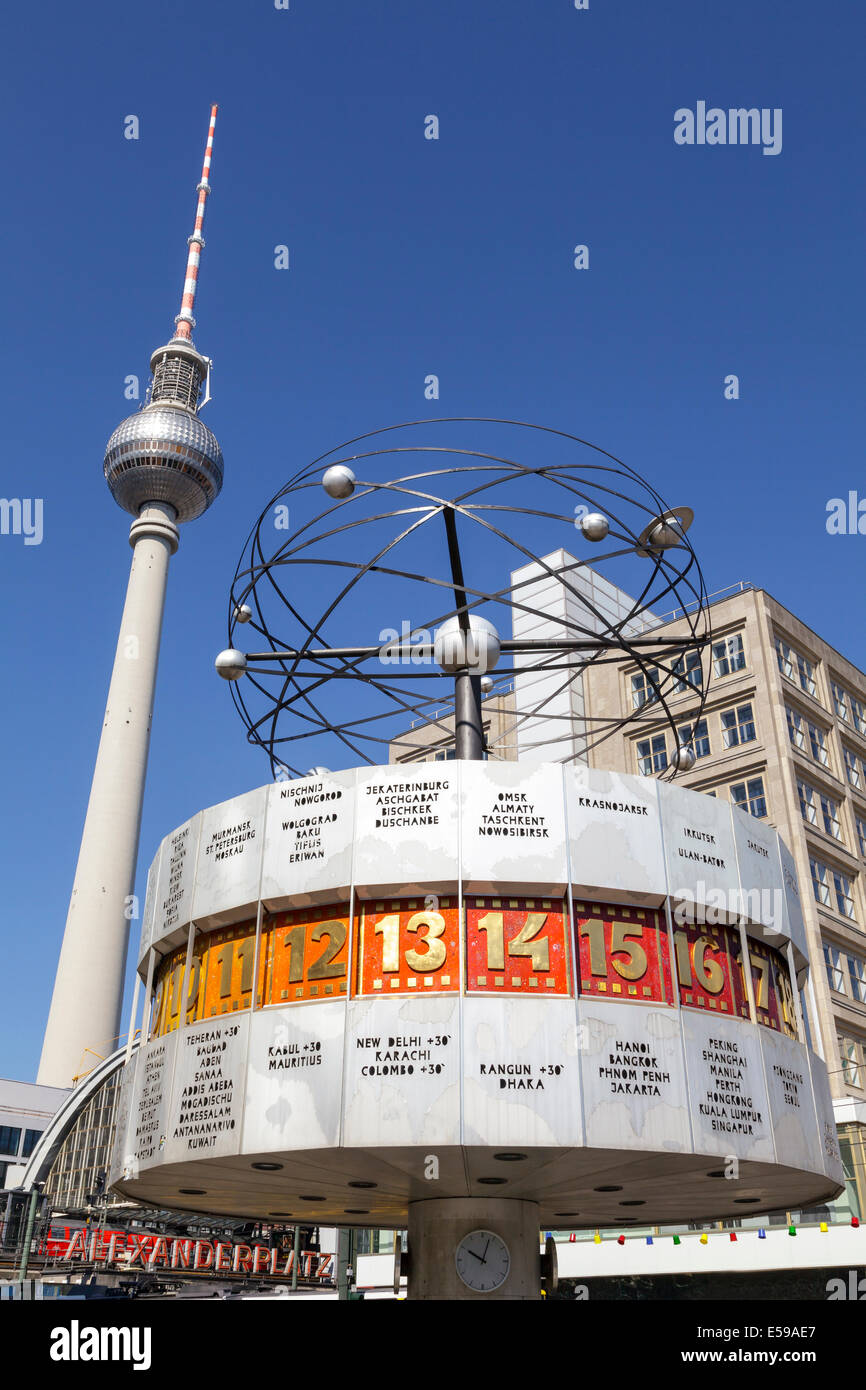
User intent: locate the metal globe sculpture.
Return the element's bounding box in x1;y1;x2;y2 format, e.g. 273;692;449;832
222;419;710;778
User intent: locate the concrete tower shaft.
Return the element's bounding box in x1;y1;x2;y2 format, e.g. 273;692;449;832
38;506;178;1084
38;108;222;1087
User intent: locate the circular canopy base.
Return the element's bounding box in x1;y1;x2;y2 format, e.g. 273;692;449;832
111;1144;840;1230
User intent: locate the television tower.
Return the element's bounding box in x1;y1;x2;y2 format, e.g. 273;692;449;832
38;107;224;1087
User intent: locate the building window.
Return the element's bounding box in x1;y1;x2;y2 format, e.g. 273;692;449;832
848;955;866;1005
433;748;456;761
797;652;817;696
672;649;702;692
811;857;831;906
852;697;866;738
713;634;745;677
21;1129;42;1160
0;1126;22;1156
839;1037;863;1090
856;816;866;858
833;682;851;723
824;944;846;993
722;703;756;748
845;747;866;790
637;734;668;775
730;777;767;819
833;869;857;920
631;667;660;709
808;721;830;766
820;792;842;840
678;719;710;758
775;638;795;681
798;779;818;826
787;707;806;751
776;637;818;696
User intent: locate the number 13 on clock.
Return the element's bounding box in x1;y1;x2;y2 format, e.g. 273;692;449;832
356;899;460;994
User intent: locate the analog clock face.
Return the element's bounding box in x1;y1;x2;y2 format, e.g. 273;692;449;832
455;1229;511;1292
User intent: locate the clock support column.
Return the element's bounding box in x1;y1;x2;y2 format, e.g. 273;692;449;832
407;1198;541;1300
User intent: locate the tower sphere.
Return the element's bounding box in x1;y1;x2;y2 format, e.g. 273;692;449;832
434;615;501;675
104;404;224;523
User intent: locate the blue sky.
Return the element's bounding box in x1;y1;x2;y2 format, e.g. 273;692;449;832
0;0;862;1080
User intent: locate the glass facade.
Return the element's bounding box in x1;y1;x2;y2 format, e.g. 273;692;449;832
42;1069;122;1212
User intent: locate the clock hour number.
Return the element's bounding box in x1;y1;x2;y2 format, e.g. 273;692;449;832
185;956;201;1015
776;963;797;1034
282;919;347;983
477;912;505;970
509;912;550;971
608;922;647;981
578;918;607;977
405;911;447;973
167;961;184;1023
374;914;401;973
237;936;255;994
674;931;724;995
478;911;550;972
750;952;768;1010
578;919;646;980
307;920;348;980
216;935;256;999
374;911;447;974
216;943;233;999
283;924;307;983
732;946;769;1010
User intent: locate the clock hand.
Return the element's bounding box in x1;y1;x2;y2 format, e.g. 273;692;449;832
482;1239;490;1263
467;1247;485;1262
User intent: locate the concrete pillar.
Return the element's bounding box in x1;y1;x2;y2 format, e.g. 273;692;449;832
407;1198;540;1300
38;504;179;1087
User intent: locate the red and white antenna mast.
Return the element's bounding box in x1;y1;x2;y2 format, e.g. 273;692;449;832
173;103;218;343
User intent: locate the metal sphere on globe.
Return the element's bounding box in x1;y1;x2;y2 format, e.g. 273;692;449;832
434;616;501;675
480;675;494;693
104;405;224;523
234;603;253;624
637;507;694;557
672;744;696;773
580;512;610;543
215;648;248;681
322;465;356;500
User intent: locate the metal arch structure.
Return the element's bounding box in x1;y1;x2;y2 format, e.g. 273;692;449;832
222;418;711;778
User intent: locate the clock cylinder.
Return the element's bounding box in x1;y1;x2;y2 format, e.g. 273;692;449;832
409;1198;541;1301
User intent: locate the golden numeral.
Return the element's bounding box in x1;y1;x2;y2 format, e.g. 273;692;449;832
405;911;447;973
477;912;505;970
374;914;401;973
609;922;647;981
750;950;768;1009
308;920;348;980
579;919;607;977
509;912;550;971
693;936;724;995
